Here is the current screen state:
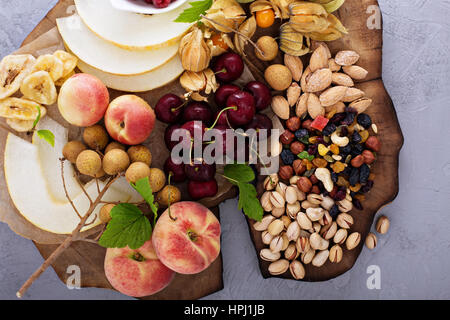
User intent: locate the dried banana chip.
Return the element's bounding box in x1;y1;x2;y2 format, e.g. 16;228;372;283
20;71;57;105
0;97;42;120
6;105;47;132
53;50;78;77
0;54;36;100
54;70;75;87
31;54;64;82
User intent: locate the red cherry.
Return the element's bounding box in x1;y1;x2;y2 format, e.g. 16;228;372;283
226;91;256;126
163;157;186;183
213;110;230;127
185;162;216;182
164;124;182;150
155;94;184;124
182;102;213;124
244;114;273;139
214;84;240;108
213;52;244;83
188;179;218;200
181;121;207;142
244;81;272;111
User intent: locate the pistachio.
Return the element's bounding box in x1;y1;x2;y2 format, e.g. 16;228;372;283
286;221;301;241
261;230;274;245
294;186;306;201
321;196;335;211
268;259;289;275
319;211;332;226
272;207;286;218
321;221;337;240
287;82;301;106
268;219;284;236
333;228;348;245
307;193;323;205
263;174;279;191
346;232;361;250
310;232;329;251
270;191;285;208
285;186;298;205
337;199;353;213
260;191;273;212
306;207;326;221
290;260;306;280
281;216;292;229
302;200;319;210
296;236;310;253
281;234;289;251
319;86;348;107
343;65;368;80
260;248;281;262
301;248;316;265
284;54;303;82
276;182;288;199
314;168;334;192
312;250;329;267
270;235;284;253
313;222;321;233
286;201;301;218
297;212;313;231
289;175;300;185
336;213;354;229
285;243;299;260
253;214;275;231
349;97;372;113
376;216;390;234
271;95;290;120
335;50;360;66
365;232;377;250
329;244;343;263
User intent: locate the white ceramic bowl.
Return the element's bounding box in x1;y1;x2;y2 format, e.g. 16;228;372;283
110;0;188;15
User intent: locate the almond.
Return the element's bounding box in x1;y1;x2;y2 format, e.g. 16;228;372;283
307;93;325;119
300;66;311;92
342;87;365;102
305;68;332;92
309;45;329;72
295;92;309;117
311;41;331;59
343;65;368;80
335;50;360;66
331;72;354;86
271;95;290;120
287;82;301;106
328;58;341;72
319;86;348;107
284;54;303;82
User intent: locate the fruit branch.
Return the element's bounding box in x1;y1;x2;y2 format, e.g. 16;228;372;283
60;158;82;219
16;173;121;298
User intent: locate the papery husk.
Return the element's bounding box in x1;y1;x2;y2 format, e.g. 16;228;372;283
306;14;348;41
202;0;246;33
179;27;211;72
279;23;311;56
179;68;218;95
234;16;257;56
308;0;346;13
272;0;297;19
203;68;219;94
288;1;330;33
250;0;281;18
207;33;234;57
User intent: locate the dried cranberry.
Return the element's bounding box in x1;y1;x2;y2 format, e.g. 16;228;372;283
360;164;370;184
307;144;318;155
352;131;362;143
357;113;372;129
349;167;360;186
330;112;346;124
334;190;346;201
281;149;295;165
353;198;363;210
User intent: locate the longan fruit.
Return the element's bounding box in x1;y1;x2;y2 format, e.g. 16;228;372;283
125;162;151;184
264;64;292;91
63;141;87;164
148;168;166;193
76;150;102;177
255;36;278;61
94;167;106;178
127;145;152;166
104;141;126;154
100;203;115;223
83;125;109;151
103;149;130;175
156;185;181;207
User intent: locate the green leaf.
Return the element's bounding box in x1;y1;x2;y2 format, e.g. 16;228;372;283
174;0;213;23
32;105;41;131
298;151;314;161
37;130;55;147
131;177;158;225
98;203;152;250
224;164;255;184
237;182;263;221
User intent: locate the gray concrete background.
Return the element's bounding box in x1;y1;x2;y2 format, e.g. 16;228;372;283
0;0;449;300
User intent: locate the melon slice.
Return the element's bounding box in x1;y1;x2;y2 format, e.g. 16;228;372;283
4;132;142;235
56;14;179;75
74;0;192;50
77;56;183;92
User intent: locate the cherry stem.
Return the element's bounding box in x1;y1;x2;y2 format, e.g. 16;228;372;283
171;99;189;113
200;14;265;57
208;106;237;131
214;68;227;75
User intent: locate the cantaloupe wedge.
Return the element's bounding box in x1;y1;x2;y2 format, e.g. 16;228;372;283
75;0;192;50
77;56;184;92
4;120;142;234
56;15;179;75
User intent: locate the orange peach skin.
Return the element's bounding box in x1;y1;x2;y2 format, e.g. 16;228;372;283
104;239;175;297
104;95;155;146
152;201;221;274
58;73;109;127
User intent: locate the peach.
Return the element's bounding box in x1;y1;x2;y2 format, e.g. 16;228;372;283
104;239;175;297
104;95;155;146
58;73;109;127
152;201;221;274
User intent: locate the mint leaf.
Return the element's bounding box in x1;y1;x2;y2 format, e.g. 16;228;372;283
99;203;151;249
37;130;55;147
32;105;41;131
174;0;213;23
237;182;263;221
131;177;158;225
224;164;255;183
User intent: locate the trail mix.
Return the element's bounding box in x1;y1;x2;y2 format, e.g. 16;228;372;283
255;43;382;278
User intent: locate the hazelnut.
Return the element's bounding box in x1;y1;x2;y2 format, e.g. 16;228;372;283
280;130;295;145
279;165;294;180
362;150;375;164
365;136;381;152
290;141;305;155
309;174;319;185
311;185;320;194
296;177;312;193
286;117;301;131
350;155;364;168
302;119;312;131
292;159;306;175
